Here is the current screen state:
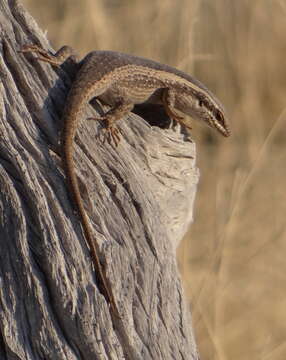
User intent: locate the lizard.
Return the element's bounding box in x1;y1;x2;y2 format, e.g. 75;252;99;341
19;44;230;318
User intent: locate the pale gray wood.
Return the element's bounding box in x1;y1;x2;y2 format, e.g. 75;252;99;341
0;0;200;359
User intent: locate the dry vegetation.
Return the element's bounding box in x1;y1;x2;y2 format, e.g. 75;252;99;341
22;0;286;359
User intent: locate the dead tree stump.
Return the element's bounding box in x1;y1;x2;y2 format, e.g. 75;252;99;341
0;1;200;358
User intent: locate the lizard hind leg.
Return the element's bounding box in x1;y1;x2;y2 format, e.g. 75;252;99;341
19;44;78;67
88;101;134;146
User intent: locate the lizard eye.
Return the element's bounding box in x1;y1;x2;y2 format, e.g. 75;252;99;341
198;99;203;107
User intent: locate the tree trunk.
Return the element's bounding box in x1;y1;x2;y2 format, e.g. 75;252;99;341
0;1;200;359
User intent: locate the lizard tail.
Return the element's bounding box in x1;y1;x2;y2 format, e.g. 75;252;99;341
62;98;119;316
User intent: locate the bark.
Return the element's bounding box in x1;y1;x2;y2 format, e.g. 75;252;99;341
0;1;200;359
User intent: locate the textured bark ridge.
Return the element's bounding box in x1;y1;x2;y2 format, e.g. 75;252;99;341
0;1;200;359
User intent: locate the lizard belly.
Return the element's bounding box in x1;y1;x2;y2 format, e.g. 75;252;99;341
123;86;160;104
98;85;159;106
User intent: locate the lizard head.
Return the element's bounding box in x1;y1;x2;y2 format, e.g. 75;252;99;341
206;105;231;137
187;93;231;137
175;81;231;137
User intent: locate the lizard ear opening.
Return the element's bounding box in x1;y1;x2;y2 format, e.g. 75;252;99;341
133;104;172;129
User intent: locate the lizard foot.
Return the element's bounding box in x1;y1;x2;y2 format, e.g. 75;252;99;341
18;44;61;66
88;116;121;147
102;126;121;147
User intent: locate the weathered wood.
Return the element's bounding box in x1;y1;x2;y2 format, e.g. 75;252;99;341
0;1;200;358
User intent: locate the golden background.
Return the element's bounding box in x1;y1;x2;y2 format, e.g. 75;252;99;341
23;1;286;359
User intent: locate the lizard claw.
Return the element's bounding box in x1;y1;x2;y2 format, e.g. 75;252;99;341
18;44;39;53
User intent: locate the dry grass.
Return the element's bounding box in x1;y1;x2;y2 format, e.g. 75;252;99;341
23;1;286;359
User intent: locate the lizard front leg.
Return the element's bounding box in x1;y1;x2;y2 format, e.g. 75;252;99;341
88;101;134;146
162;88;192;130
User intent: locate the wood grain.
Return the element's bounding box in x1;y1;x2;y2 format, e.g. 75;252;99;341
0;1;200;358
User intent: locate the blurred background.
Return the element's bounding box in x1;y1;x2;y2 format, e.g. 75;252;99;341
22;1;286;359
